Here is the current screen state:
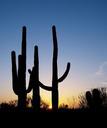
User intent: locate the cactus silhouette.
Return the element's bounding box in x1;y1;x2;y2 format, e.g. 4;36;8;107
27;46;51;111
51;26;70;111
40;26;71;111
27;46;40;111
11;26;27;109
26;26;70;111
11;26;70;111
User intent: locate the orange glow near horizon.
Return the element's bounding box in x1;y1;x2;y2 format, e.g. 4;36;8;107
0;78;84;109
0;88;80;108
0;72;95;108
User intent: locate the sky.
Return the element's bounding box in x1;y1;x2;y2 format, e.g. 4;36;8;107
0;0;107;107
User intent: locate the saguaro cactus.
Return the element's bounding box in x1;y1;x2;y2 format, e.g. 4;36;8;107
27;46;51;111
11;26;27;109
51;26;70;110
27;46;40;111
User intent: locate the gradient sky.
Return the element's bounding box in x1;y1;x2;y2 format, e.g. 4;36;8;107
0;0;107;106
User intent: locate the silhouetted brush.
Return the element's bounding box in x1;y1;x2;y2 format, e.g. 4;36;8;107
86;91;93;108
11;26;27;110
92;89;102;109
86;89;103;110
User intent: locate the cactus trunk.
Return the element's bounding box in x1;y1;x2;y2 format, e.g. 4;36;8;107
52;26;59;110
27;46;40;111
18;94;26;109
52;26;71;111
32;46;40;111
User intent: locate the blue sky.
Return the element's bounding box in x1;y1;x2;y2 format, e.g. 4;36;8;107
0;0;107;106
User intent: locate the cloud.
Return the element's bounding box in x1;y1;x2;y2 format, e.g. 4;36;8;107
101;81;107;86
95;61;107;76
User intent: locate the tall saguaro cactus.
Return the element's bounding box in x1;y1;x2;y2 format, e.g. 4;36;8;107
11;26;27;109
51;26;70;110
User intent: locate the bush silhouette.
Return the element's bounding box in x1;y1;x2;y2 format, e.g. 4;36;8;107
86;91;93;108
79;87;107;110
92;89;102;109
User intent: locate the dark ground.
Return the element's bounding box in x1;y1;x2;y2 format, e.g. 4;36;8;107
0;109;106;127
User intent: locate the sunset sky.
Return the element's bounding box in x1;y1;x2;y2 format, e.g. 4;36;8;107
0;0;107;107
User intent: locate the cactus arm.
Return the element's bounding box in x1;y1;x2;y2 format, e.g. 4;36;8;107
27;69;52;92
39;81;52;91
34;46;38;66
27;85;32;93
58;62;71;83
22;26;26;66
11;51;19;95
26;69;33;93
21;26;26;88
26;82;33;93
